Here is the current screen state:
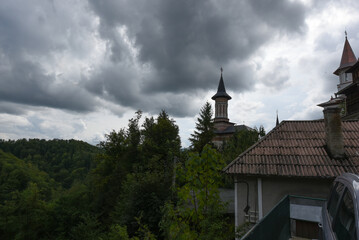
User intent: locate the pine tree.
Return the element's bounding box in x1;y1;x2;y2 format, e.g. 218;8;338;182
189;102;214;152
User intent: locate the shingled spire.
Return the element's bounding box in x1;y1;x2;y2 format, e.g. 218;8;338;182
334;33;357;75
212;68;231;122
212;68;232;100
334;32;357;92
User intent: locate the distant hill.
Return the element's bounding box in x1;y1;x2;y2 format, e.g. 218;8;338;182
0;149;55;201
0;139;100;188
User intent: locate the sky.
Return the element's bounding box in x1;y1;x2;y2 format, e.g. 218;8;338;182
1;0;359;147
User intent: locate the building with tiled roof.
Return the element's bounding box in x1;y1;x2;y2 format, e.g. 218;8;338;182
224;97;359;228
224;120;359;178
220;34;359;231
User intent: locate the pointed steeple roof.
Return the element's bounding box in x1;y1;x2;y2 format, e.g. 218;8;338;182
212;68;232;100
276;111;279;127
334;34;357;75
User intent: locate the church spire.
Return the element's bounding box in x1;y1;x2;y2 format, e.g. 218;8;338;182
334;32;357;75
212;68;231;122
334;32;357;92
276;110;279;127
212;68;231;100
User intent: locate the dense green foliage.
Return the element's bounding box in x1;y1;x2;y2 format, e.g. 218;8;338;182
0;139;99;188
0;150;56;239
90;110;181;237
0;109;264;239
0;140;97;239
161;145;233;240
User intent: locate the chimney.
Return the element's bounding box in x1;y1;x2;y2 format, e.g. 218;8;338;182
318;97;345;159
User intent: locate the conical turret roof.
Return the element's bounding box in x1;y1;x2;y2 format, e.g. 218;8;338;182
334;36;357;75
212;71;231;100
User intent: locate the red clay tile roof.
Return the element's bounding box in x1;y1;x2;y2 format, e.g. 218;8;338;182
223;120;359;178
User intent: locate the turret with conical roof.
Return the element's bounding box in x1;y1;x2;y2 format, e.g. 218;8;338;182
212;69;232;100
210;68;253;148
212;68;231;122
334;32;357;91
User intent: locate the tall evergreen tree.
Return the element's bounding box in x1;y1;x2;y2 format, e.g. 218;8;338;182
189;102;214;152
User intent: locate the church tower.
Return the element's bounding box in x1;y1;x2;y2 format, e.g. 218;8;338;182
335;33;359;120
334;32;357;91
212;68;232;123
211;68;252;147
211;68;235;147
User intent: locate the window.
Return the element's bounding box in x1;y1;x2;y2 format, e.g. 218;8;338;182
334;190;357;240
327;182;345;221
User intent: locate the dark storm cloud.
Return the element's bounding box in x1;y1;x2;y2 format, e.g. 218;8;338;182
0;102;26;115
0;0;308;118
85;64;141;106
248;0;306;33
0;60;96;112
86;0;307;116
0;0;97;114
84;62;200;117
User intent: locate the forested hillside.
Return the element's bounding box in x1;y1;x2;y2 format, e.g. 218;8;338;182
0;108;263;239
0;139;99;239
0;149;56;238
0;139;99;188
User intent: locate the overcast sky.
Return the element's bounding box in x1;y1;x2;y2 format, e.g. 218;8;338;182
1;0;359;147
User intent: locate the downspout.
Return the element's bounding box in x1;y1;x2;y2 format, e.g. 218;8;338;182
234;180;238;229
257;178;263;219
234;179;250;226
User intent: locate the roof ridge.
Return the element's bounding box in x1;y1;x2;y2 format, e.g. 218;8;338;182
281;119;324;122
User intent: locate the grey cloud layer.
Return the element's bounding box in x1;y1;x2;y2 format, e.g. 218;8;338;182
85;0;307;116
0;0;307;117
0;0;97;113
89;0;306;90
